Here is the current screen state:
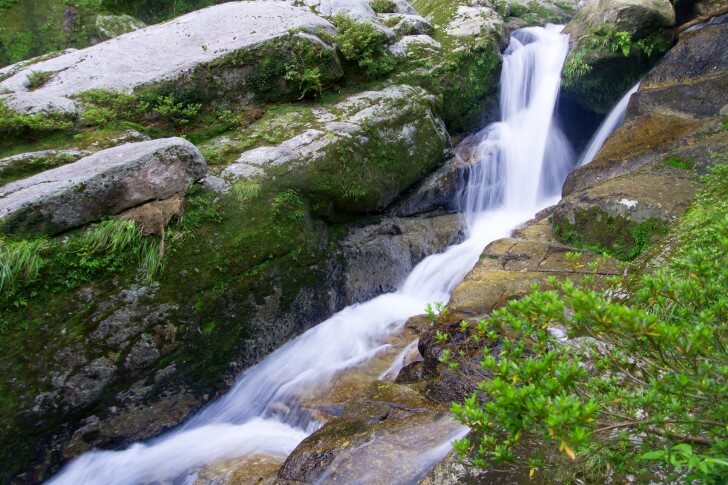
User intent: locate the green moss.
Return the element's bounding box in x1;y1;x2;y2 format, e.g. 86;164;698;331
562;25;674;113
664;156;695;170
552;207;670;261
273;101;446;214
0;151;79;186
397;37;501;133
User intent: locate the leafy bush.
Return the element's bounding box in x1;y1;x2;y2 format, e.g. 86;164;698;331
77;88;202;127
451;160;728;482
24;70;54;90
0;101;72;139
332;14;396;78
370;0;396;13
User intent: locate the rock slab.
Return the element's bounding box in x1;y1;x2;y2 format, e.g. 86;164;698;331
0;138;206;235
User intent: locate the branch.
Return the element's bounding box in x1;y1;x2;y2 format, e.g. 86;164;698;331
594;420;719;446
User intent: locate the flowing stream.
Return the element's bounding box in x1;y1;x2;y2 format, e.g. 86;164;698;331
50;24;631;484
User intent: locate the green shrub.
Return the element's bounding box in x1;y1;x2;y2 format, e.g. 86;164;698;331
0;101;72;139
332;14;397;78
370;0;396;13
24;70;53;90
77;88;202;127
450;160;728;482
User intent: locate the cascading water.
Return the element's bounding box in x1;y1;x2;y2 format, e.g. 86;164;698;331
50;24;619;484
577;82;640;166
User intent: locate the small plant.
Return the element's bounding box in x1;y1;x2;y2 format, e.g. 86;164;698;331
425;301;449;323
370;0;396;13
0;238;49;291
231;181;262;202
332;14;397;78
664;155;695;170
562;53;592;86
25;71;54;90
152;94;202;126
285;64;323;99
434;330;449;343
564;251;583;271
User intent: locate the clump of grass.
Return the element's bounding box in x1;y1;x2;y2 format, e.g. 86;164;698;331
80;218;143;253
231;180;262;202
0;238;49;291
25;71;54;90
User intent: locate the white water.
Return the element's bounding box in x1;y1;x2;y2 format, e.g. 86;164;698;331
50;25;599;484
577;82;640;166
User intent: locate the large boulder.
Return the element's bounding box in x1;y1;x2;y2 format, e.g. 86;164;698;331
0;2;339;115
0;138;206;235
562;0;676;113
223;85;450;213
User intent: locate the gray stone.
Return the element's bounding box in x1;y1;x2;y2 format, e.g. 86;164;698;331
0;138;206;235
224;85;449;213
389;35;441;57
62;358;117;410
0;3;334;115
124;334;161;372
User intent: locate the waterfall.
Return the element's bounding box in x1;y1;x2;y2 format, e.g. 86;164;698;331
49;25;621;484
577;82;640;166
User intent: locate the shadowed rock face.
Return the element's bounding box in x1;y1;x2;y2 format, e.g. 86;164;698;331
0;137;206;235
563;20;728;197
0;2;336;115
562;0;676;113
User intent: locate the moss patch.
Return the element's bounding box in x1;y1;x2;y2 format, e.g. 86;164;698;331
552;207;669;261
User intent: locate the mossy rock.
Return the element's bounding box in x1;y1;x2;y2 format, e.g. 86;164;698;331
551;206;669;261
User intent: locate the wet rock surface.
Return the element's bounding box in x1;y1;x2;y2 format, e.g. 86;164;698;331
279;380;464;484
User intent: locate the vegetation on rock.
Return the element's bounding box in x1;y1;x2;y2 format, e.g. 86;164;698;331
331;14;397;79
451;159;728;482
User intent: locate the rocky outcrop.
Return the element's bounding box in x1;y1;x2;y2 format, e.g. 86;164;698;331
279;380;464;484
224;85;450;213
562;0;676;113
563;20;728;195
0;138;206;235
0;3;338;115
334;214;465;303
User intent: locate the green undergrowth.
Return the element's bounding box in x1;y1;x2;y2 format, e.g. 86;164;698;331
449;160;728;482
0;218;162;309
552;207;669;261
330;14;397;80
396;36;501;133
